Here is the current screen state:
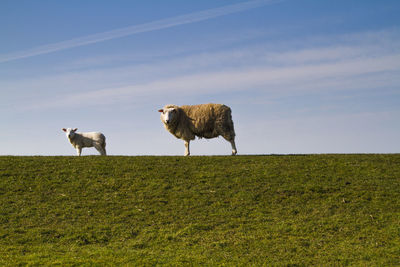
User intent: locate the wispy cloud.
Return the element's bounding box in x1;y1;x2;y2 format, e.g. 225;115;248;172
3;29;400;112
22;52;400;110
0;0;281;63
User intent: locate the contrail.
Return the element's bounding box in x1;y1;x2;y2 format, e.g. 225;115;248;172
0;0;282;63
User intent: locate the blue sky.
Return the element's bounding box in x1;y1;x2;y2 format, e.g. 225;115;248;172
1;0;400;155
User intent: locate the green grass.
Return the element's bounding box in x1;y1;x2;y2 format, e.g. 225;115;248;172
0;155;399;265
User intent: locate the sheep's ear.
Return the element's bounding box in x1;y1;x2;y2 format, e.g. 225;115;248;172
73;128;78;132
62;128;67;132
158;109;164;113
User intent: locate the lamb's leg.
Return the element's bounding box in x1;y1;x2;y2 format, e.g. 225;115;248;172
101;144;107;156
94;143;106;156
76;147;82;156
184;140;190;156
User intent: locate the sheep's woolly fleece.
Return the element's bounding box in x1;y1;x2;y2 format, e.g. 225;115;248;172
161;103;235;141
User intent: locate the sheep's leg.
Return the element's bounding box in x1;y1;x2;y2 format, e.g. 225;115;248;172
223;135;237;155
184;140;190;156
230;139;237;156
76;147;82;156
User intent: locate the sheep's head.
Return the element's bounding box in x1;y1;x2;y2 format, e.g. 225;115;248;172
158;106;178;125
62;128;78;140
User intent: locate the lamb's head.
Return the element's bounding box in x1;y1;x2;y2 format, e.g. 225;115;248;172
62;128;78;140
158;105;179;126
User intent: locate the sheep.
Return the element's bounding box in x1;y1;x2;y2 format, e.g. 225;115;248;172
62;128;106;156
158;103;237;156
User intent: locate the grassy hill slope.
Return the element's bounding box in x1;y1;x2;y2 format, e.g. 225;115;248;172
0;155;399;265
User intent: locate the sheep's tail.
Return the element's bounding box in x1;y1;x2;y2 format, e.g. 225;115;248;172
225;106;236;138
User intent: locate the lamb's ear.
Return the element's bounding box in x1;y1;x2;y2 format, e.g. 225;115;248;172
158;109;164;113
62;128;67;132
73;128;78;132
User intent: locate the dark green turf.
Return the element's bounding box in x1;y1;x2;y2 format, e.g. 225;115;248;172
0;155;399;265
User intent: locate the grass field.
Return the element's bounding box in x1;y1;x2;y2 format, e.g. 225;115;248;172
0;155;399;265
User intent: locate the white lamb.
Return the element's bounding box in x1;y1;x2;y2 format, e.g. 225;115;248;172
62;128;106;156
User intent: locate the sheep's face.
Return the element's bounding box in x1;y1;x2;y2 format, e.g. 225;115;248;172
62;128;78;139
159;108;177;125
